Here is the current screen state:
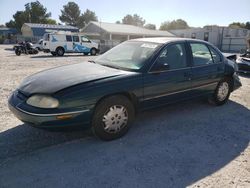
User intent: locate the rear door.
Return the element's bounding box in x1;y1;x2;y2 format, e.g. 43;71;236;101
188;42;224;95
143;42;193;108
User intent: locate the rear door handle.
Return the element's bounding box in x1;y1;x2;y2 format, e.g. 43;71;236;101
184;72;192;80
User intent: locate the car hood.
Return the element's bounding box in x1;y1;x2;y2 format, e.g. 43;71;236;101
18;62;129;94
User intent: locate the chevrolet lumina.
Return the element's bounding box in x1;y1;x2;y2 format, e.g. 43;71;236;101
8;38;242;140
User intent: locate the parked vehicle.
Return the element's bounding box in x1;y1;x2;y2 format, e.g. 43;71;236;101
14;42;39;56
42;32;99;56
8;38;242;140
236;49;250;73
33;39;43;51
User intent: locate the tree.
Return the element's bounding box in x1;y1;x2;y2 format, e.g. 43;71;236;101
246;22;250;30
144;23;156;30
59;2;81;26
116;21;121;24
122;14;145;27
77;9;97;28
5;1;55;32
59;2;97;28
25;1;51;23
160;19;189;30
228;22;250;29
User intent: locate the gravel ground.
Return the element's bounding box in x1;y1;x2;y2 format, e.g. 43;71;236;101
0;45;249;188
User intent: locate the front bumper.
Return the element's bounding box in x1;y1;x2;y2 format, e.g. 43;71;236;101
8;91;93;128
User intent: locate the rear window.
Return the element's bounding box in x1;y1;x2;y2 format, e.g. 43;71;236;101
66;35;72;42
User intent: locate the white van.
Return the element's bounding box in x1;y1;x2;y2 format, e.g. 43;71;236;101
43;32;99;56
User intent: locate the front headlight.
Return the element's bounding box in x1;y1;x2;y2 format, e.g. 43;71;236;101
26;95;59;108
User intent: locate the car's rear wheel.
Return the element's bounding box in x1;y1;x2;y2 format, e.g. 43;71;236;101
90;48;97;56
56;47;64;56
209;78;232;105
92;95;135;141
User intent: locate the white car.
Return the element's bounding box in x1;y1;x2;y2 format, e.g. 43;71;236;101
43;32;99;56
33;39;43;51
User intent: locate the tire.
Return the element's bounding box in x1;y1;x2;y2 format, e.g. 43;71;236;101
90;48;97;56
15;49;21;56
56;47;64;56
33;49;39;54
92;95;135;141
51;52;57;56
209;78;232;106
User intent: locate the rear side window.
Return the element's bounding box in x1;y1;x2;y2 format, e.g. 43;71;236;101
190;43;213;66
72;36;79;42
208;46;222;63
66;35;72;42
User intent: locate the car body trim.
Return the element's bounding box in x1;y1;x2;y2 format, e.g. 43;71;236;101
15;106;90;117
143;82;218;101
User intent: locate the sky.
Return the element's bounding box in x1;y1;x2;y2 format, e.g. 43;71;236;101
0;0;249;28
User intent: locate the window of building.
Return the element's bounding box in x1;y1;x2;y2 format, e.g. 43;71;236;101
191;33;196;39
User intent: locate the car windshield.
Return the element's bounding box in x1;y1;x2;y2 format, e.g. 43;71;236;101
95;41;161;71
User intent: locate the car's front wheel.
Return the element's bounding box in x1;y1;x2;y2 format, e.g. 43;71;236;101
209;78;232;105
92;95;135;141
56;47;64;56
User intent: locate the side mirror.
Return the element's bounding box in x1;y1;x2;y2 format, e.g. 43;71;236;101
151;62;169;72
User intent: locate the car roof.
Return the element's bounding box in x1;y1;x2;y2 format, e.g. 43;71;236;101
130;37;207;44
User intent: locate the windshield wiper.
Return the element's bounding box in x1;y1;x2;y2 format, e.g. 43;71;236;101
100;64;122;70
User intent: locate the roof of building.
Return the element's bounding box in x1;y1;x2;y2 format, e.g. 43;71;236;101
23;23;78;30
84;21;175;37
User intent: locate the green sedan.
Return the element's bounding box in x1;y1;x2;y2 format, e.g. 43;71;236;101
8;38;242;140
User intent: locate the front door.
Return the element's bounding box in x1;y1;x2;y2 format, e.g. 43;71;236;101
80;36;92;53
142;42;192;109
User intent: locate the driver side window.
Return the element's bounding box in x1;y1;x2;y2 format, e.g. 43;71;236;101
151;43;187;72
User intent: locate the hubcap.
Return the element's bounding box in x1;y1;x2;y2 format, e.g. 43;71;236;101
102;105;128;134
217;82;229;101
58;49;63;55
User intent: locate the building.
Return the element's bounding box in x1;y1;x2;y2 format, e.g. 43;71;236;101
21;23;79;42
0;27;18;44
81;21;175;52
170;26;250;52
